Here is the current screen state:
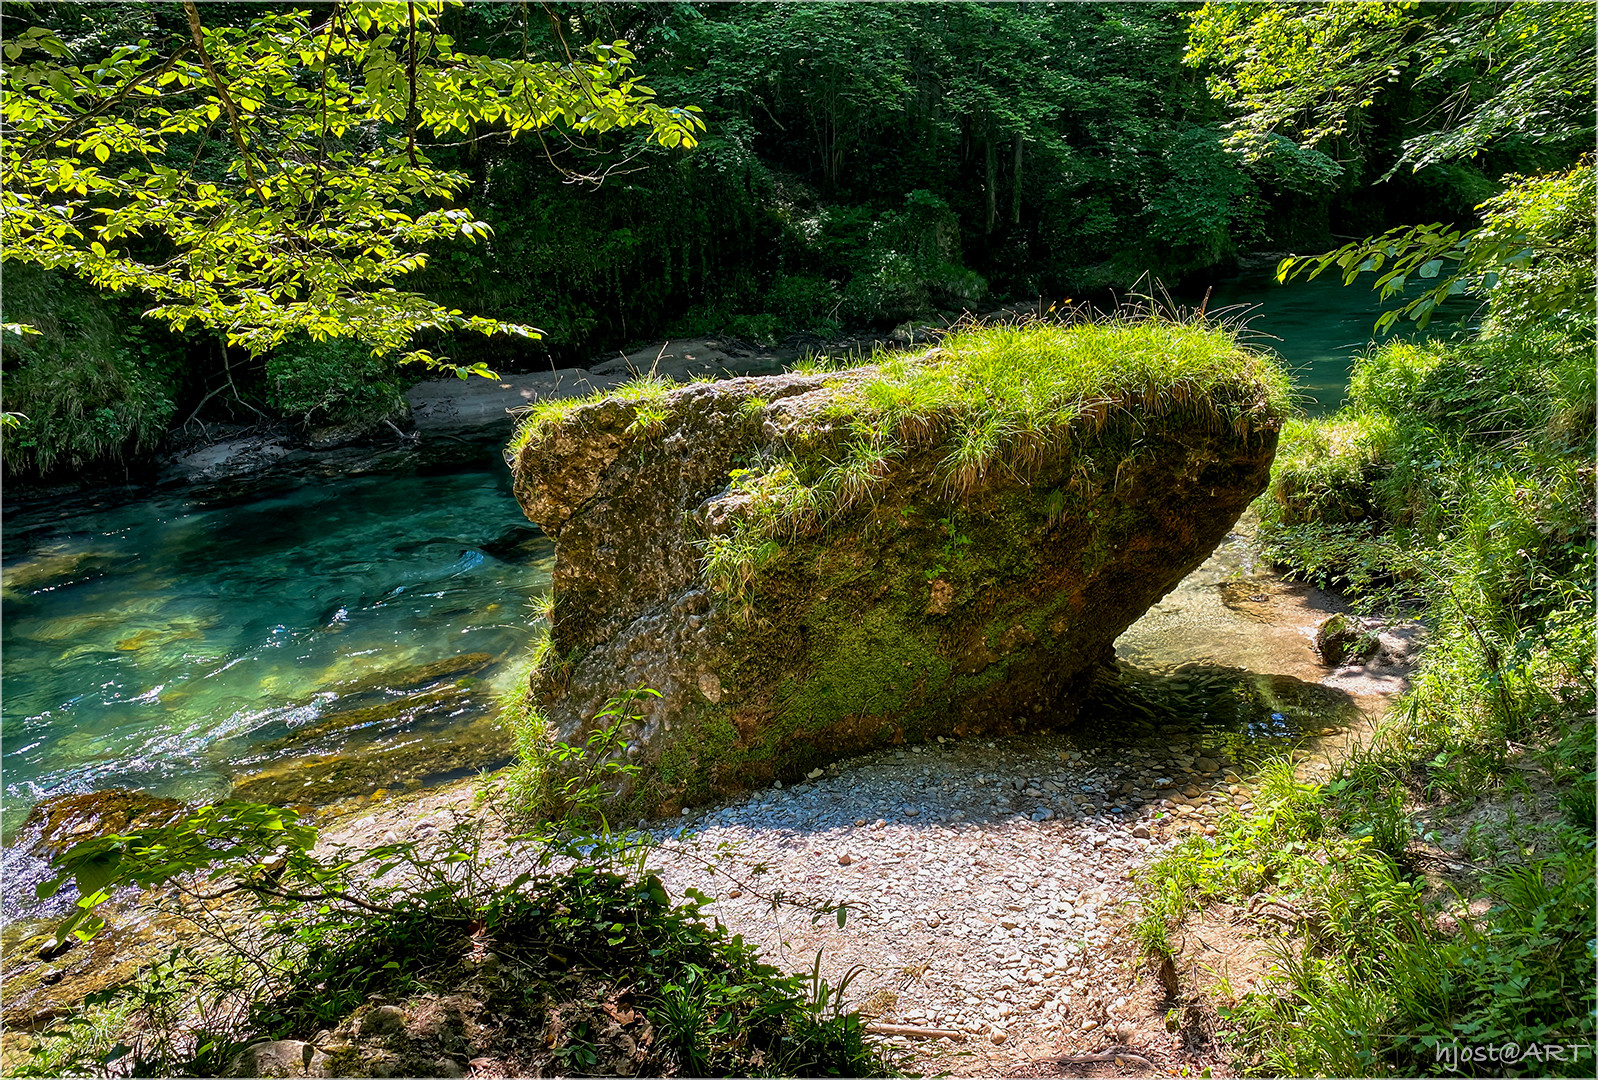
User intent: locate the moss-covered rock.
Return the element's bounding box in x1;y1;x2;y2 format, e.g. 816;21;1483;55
1314;613;1375;667
15;789;187;857
508;321;1285;812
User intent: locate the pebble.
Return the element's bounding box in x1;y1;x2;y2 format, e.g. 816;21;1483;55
626;734;1218;1067
361;1005;407;1037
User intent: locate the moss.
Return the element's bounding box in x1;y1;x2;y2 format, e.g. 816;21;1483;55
950;654;1018;704
693;317;1287;593
643;706;742;808
779;600;951;733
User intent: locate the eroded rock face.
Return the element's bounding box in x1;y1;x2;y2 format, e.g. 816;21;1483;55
511;369;1279;813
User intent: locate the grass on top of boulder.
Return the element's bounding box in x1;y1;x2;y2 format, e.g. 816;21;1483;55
508;312;1290;600
509;313;1290;461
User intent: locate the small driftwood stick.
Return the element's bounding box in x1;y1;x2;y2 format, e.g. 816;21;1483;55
865;1023;966;1041
1049;1046;1156;1068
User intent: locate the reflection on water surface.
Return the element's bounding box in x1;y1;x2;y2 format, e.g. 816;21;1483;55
2;444;553;834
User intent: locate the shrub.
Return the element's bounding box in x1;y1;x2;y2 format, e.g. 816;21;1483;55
1;266;185;477
839;191;988;325
765;273;842;333
264;335;406;426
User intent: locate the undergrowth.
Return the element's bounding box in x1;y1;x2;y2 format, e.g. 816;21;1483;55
1;265;187;476
16;693;891;1078
1144;171;1597;1075
1135;751;1594;1076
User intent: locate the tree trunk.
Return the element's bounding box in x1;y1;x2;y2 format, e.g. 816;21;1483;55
985;136;998;234
1011;133;1023;227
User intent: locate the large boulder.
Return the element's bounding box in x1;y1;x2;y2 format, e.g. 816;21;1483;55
509;322;1285;812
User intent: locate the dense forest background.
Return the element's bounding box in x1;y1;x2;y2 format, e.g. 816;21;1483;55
0;0;1585;478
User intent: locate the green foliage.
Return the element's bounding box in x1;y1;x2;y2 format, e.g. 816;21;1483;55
1265;414;1395;527
264;336;405;426
1226;101;1597;1074
1474;164;1598;340
1137;751;1596;1076
1;2;701;368
1193;2;1592;343
539;687;655;833
1187;2;1595;175
839;191;987;324
37;801;317;948
445;0;1292;361
1195;0;1595;333
0;266;184;475
1279;164;1595;334
766;273;842;333
1260;255;1594;601
1186;1;1431;156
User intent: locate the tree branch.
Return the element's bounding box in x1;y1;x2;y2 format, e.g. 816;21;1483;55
183;0;266;205
16;43;191;164
406;2;420;167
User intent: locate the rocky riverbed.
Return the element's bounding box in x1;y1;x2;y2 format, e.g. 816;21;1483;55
2;325;1420;1075
206;520;1413;1079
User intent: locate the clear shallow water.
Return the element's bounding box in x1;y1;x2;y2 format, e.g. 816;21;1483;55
1186;270;1475;415
2;446;553;834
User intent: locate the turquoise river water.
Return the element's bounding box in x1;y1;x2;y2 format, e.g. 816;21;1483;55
1;445;551;836
0;273;1470;837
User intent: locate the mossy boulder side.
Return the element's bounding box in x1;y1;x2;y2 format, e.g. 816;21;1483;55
509;321;1286;813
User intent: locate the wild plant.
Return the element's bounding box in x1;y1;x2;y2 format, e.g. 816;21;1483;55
25;686;889;1078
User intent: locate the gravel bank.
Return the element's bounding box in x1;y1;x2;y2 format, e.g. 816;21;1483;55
639;727;1255;1075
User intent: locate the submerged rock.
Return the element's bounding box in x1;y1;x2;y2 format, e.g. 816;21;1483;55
327;652;493;697
509;324;1284;811
230;717;510;809
1314;613;1375;667
15;789;186;858
0;546;117;601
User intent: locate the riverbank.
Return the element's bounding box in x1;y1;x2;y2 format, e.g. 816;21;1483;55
1;515;1420;1076
6;299;1562;1077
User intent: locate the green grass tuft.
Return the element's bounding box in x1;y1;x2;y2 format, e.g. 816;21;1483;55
703;314;1287;596
506;372;679;462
